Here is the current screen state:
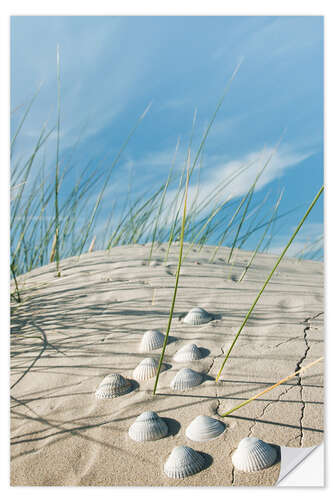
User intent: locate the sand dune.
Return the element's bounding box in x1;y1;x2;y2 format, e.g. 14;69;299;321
10;244;324;486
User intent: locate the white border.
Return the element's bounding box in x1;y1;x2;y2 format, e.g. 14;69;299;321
2;3;331;498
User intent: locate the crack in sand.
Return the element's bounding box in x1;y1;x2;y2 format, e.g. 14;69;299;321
274;337;295;348
231;466;235;486
247;382;297;438
293;312;323;445
249;312;323;443
294;317;312;446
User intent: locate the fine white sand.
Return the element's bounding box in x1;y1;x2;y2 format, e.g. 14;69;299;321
10;244;324;486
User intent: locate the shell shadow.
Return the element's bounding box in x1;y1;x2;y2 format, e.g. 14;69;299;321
164;417;181;437
269;443;281;465
128;379;140;393
202;373;215;382
199;347;210;359
166;335;178;345
212;313;222;321
199;451;213;471
161;363;172;373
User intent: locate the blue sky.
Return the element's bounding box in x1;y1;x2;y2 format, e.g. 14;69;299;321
10;15;324;258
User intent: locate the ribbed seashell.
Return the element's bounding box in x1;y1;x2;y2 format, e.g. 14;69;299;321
170;368;203;391
232;437;278;472
140;330;165;352
95;373;132;399
133;357;158;381
128;411;168;442
185;415;225;442
173;343;202;362
183;307;212;325
164;445;206;478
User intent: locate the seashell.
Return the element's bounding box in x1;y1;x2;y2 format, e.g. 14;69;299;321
95;373;132;399
173;343;202;362
133;357;158;380
185;415;225;442
232;437;278;472
128;411;168;442
170;368;203;391
164;445;206;478
183;307;212;325
140;329;165;352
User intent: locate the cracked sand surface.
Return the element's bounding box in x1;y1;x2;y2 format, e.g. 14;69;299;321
10;244;323;486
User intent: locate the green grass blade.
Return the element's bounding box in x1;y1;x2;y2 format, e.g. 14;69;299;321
153;154;190;395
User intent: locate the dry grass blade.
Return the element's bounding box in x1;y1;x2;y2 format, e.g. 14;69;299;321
88;236;96;253
220;357;323;418
49;229;58;263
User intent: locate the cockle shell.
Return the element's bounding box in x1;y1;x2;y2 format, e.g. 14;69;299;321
95;373;132;399
170;368;203;391
173;343;202;362
185;415;225;442
164;445;206;478
232;437;278;472
128;411;168;442
183;307;212;325
133;357;158;380
140;330;165;352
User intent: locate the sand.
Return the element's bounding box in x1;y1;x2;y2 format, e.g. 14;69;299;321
10;243;324;486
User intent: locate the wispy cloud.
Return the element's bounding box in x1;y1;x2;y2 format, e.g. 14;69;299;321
267;221;323;259
162;144;313;215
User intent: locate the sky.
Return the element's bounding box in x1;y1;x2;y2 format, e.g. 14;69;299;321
10;15;324;259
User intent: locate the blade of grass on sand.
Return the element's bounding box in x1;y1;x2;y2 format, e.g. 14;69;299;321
216;184;324;382
153;153;190;395
219;357;323;417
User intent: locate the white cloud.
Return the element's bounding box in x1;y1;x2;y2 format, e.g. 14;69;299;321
162;144;313;217
267;222;323;258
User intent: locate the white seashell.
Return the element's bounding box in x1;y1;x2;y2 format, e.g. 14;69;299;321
133;357;158;380
128;411;168;442
232;437;278;472
164;445;206;478
140;329;165;352
173;343;202;362
170;368;203;391
185;415;225;442
183;307;212;325
95;373;132;399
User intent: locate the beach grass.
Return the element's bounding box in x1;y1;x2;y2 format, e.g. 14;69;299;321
10;54;322;288
215;184;324;382
153;153;190;395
